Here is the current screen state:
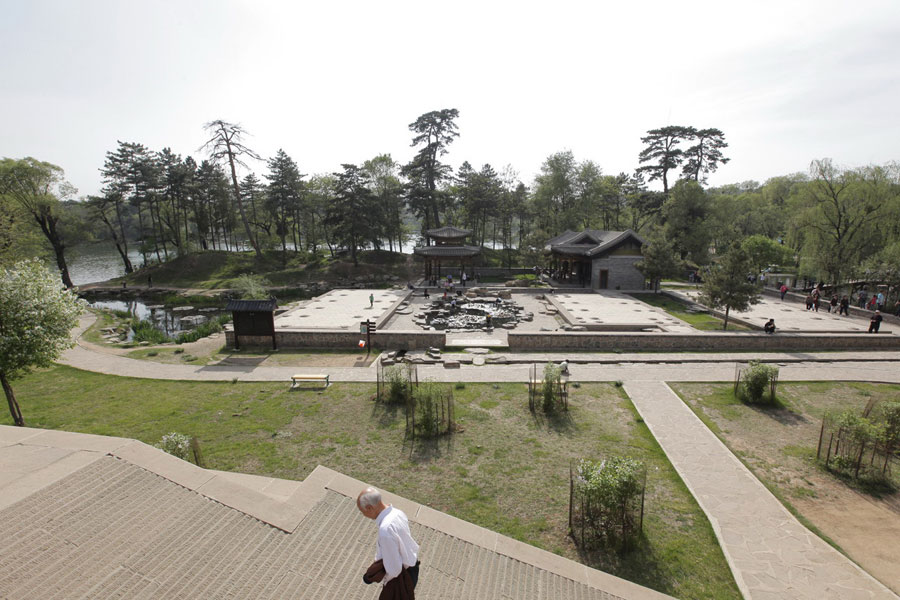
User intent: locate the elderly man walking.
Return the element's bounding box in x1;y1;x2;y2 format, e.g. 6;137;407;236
357;487;421;599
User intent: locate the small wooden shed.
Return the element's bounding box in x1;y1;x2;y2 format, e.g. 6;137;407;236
226;298;278;350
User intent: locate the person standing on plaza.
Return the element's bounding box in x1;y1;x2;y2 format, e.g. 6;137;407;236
868;310;883;333
358;487;420;599
461;271;467;287
858;288;868;309
779;283;788;301
877;291;885;310
839;295;850;316
369;293;374;309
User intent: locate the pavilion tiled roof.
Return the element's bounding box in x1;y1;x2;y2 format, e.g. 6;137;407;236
225;298;277;312
413;245;483;258
546;229;645;258
425;226;472;239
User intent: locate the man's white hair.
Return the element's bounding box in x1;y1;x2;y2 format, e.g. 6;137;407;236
359;487;382;509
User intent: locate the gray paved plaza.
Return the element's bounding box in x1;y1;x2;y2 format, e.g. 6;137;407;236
680;291;894;335
275;289;406;330
554;291;695;332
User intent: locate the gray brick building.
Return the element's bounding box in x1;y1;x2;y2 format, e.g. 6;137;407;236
545;229;645;290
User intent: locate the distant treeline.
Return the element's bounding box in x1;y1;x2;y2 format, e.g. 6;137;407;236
2;113;899;292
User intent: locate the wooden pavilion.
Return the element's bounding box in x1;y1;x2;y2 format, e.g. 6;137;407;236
226;298;278;350
413;226;482;282
545;229;645;289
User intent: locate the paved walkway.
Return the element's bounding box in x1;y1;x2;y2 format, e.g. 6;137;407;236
624;381;897;600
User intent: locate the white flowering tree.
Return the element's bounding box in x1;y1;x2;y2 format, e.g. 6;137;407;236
0;259;83;426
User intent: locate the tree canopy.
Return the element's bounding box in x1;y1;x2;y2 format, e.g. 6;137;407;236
0;259;84;425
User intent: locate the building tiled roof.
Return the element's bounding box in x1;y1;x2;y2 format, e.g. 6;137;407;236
0;426;670;600
425;226;472;239
225;298;277;312
546;230;645;258
413;245;483;257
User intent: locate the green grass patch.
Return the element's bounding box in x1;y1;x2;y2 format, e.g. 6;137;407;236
6;371;740;599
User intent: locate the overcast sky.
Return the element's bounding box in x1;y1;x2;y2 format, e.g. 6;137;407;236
3;0;899;198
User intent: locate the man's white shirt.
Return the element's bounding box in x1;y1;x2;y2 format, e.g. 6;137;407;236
374;505;419;584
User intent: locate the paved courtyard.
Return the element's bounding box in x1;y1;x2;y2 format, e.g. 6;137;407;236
554;292;695;333
275;289;406;330
679;291;894;334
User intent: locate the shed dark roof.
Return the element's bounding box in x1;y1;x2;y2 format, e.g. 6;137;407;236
414;245;483;258
425;226;472;239
546;229;645;257
225;299;277;312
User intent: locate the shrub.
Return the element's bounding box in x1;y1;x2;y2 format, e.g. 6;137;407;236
233;274;271;300
820;408;891;483
542;362;564;413
383;365;411;405
155;432;191;460
738;360;778;404
410;381;454;439
130;318;169;345
175;314;231;344
571;456;646;550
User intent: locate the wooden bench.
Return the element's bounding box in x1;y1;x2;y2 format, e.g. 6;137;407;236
291;374;329;388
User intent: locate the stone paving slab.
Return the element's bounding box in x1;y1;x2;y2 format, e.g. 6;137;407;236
623;381;897;600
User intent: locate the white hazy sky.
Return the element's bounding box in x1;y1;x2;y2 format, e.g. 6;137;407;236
3;0;899;198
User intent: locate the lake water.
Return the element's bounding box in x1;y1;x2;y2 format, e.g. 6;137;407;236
66;241;421;287
68;244;144;286
88;298;225;337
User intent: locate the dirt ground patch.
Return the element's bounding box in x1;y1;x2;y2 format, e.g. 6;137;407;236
672;381;900;594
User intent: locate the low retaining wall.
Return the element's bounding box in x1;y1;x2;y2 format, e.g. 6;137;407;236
507;332;900;351
226;329;444;350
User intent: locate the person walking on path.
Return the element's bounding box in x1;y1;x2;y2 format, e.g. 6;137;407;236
858;289;868;309
829;294;838;313
779;283;788;300
357;487;420;599
805;293;814;310
869;310;883;333
867;295;878;311
894;298;900;317
369;293;374;309
839;295;850;316
877;291;885;310
461;272;467;287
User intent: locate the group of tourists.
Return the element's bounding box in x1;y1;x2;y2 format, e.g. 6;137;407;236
776;281;891;334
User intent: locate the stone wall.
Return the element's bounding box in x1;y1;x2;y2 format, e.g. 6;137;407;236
226;329;444;350
507;331;900;351
590;255;645;291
